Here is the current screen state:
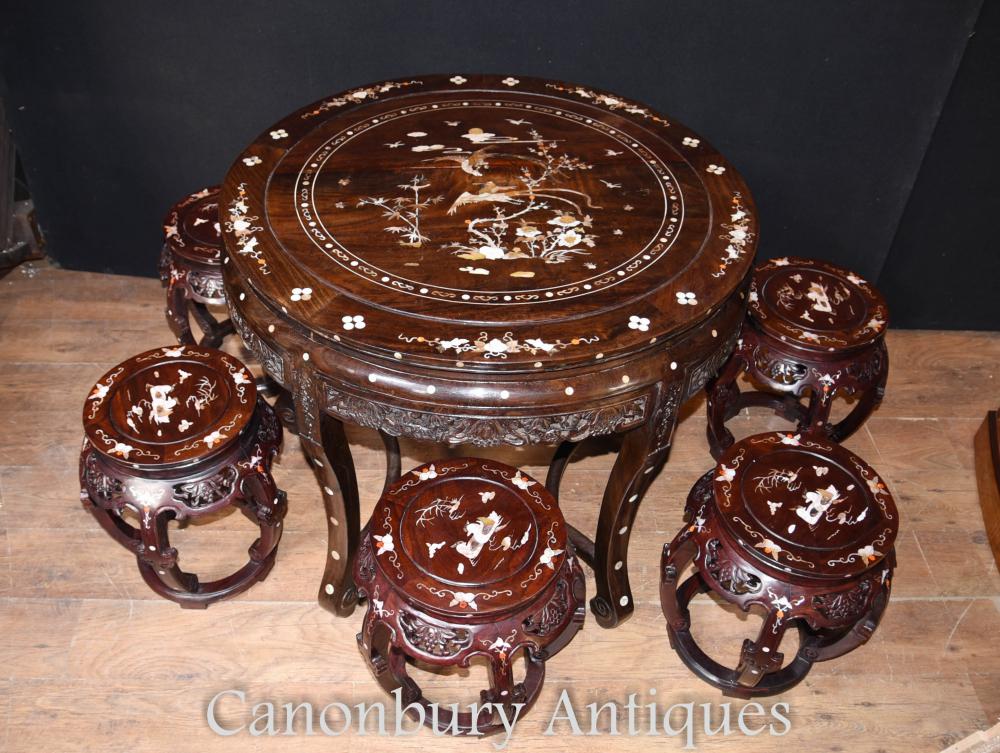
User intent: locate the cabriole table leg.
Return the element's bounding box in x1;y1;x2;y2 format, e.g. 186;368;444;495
293;366;362;616
589;382;680;628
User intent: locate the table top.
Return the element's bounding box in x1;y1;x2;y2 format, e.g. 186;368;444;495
713;432;898;580
372;459;565;618
221;75;757;374
749;257;889;352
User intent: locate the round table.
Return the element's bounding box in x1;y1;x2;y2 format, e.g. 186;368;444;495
220;74;758;628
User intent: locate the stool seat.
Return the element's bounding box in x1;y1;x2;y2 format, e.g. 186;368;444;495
706;257;890;456
84;345;256;468
373;460;568;618
748;257;888;352
660;431;897;697
79;346;285;608
356;459;584;735
715;432;896;580
159;186;234;347
163;185;224;266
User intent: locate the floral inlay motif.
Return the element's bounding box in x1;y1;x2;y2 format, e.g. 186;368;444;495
398;331;598;359
627;315;650;332
87;367;124;420
173;416;240;457
357;176;444;248
712;193;755;278
300;80;422;119
430;129;598;267
544;83;671;126
225;182;268;274
413;584;513;611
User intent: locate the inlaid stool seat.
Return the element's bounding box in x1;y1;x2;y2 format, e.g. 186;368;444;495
354;459;585;735
79;345;286;608
660;431;897;697
158;186;235;347
707;257;889;458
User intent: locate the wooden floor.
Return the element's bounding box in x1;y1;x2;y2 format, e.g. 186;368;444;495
1;263;999;752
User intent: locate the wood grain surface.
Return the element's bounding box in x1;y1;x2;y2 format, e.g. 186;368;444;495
1;262;998;751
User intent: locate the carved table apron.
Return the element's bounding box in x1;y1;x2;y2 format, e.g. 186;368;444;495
221;75;758;628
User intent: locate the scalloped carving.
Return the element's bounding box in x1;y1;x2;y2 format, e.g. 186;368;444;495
322;385;648;447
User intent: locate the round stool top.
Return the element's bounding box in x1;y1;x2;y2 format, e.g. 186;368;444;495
372;458;567;617
712;431;897;580
749;257;888;352
163;186;224;264
83;345;256;467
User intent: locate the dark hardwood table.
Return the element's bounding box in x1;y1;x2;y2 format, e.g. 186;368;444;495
220;75;758;627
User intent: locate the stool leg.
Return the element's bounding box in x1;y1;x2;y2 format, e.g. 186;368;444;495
135;508;201;604
241;472;286;563
812;575;892;661
827;345;889;442
166;278;196;345
706;353;746;459
800;388;835;437
735;610;788;687
81;494;141;552
190;301;234;348
379;431;401;496
545;440;578;501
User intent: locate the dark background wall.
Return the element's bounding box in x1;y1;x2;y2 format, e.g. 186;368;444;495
1;0;996;329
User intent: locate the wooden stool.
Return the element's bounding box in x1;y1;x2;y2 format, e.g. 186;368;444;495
80;345;286;608
660;431;897;697
158;186;234;347
707;257;889;458
355;459;585;734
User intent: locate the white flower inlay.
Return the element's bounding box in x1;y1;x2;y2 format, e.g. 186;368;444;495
203;430;227;449
512;472;535;491
773;257;790;266
374;533;395;554
628;315;650;332
501;77;520;87
449;75;468;85
242;156;262;166
557;229;584;247
417;464;438;481
780;433;802;446
290;287;312;302
676;291;697;306
539;547;564;569
755;537;783;559
548;214;581;228
856;545;880;564
682;137;700;147
449;591;478;610
341;314;366;330
110;441;136;458
706;164;726;175
269;129;288;140
89;383;110;401
716;465;736;483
